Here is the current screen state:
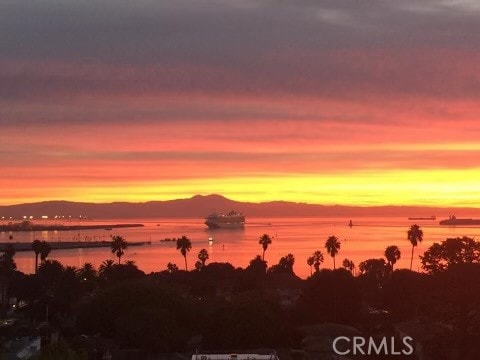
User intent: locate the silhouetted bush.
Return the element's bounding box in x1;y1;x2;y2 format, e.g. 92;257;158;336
76;280;193;351
201;292;293;349
299;269;361;324
383;269;426;321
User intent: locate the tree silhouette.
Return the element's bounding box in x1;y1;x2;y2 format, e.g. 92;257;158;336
420;236;480;273
63;266;79;283
268;253;295;275
342;258;355;275
307;256;314;276
258;234;272;261
32;240;51;273
0;244;16;310
166;262;179;273
301;269;361;323
40;242;51;263
3;244;16;260
32;239;43;274
359;258;389;286
125;260;137;268
111;236;128;264
198;248;209;268
312;250;324;273
98;259;115;278
176;235;192;271
37;260;64;285
407;224;423;271
325;236;341;269
246;255;267;275
99;259;115;278
385;245;401;271
194;260;203;271
79;262;97;281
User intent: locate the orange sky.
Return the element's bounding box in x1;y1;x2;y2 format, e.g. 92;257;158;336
2;94;480;206
2;1;480;207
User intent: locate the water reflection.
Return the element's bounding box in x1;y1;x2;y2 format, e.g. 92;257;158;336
2;217;480;278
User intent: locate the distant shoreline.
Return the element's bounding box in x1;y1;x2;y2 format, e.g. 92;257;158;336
2;194;480;219
0;223;144;232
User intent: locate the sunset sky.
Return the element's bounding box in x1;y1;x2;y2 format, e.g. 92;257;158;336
2;0;480;206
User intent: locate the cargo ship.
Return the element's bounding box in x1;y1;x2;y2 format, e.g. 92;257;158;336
408;216;436;220
205;211;245;229
439;215;480;226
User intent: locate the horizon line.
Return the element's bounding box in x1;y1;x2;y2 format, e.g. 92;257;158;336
1;193;479;209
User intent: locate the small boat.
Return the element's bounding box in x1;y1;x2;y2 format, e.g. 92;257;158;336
104;227;113;230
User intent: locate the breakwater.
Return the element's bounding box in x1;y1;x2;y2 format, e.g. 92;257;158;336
0;240;150;252
0;223;144;232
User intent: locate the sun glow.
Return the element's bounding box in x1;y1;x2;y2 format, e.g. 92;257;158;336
4;168;479;207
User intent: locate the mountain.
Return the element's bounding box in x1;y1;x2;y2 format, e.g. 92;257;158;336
0;194;479;219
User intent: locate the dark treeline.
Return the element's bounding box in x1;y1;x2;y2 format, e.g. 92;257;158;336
1;227;480;359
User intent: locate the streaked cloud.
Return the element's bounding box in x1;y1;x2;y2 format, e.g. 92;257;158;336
1;1;480;206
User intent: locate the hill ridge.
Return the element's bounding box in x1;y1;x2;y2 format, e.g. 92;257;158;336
1;194;479;219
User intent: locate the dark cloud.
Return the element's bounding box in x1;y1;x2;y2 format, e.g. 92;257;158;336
2;0;480;125
2;0;480;62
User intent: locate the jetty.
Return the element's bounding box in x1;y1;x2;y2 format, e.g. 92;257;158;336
0;240;150;252
0;222;144;232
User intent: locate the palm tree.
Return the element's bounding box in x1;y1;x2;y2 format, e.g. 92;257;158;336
111;235;128;264
176;235;192;271
79;262;97;281
40;242;51;263
325;235;341;269
198;248;209;267
259;234;272;261
312;250;324;273
385;245;401;271
64;266;79;278
99;259;114;278
407;224;423;271
32;240;43;273
307;256;314;275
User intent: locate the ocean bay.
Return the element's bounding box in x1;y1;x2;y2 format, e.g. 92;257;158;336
1;217;478;278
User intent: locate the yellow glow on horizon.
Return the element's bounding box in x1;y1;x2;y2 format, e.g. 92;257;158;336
3;168;480;207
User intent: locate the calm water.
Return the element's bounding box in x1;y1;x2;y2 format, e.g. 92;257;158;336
1;217;479;278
